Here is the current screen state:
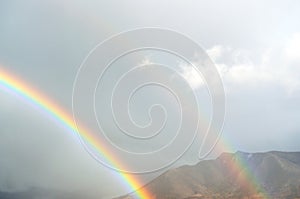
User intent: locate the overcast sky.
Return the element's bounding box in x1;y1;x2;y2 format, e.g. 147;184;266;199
1;0;300;198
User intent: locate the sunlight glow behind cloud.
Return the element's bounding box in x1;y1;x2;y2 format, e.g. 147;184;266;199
179;63;204;90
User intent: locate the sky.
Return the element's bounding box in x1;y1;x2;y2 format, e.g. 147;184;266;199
0;0;300;198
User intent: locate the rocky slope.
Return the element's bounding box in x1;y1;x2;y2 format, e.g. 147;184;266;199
118;151;300;199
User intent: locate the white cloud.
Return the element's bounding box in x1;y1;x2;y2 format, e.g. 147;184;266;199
139;57;154;66
207;34;300;94
206;45;225;61
284;33;300;63
179;63;204;90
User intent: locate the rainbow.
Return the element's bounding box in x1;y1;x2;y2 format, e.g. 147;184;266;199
0;66;152;199
0;66;270;199
216;138;269;198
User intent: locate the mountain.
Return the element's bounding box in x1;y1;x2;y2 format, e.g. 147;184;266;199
0;187;84;199
118;151;300;199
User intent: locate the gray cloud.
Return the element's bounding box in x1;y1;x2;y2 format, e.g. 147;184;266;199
0;0;300;198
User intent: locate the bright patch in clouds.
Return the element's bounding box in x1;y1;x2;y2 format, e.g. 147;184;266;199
206;33;300;94
140;57;153;66
179;63;204;90
284;33;300;63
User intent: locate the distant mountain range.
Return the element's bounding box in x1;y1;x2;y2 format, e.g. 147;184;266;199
0;187;81;199
118;151;300;199
1;151;300;199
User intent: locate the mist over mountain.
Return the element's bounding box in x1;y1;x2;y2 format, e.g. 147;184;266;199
118;151;300;199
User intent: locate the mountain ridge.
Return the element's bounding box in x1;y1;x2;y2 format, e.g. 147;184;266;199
117;151;300;199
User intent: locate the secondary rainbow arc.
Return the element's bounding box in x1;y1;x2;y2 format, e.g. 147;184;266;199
0;66;270;198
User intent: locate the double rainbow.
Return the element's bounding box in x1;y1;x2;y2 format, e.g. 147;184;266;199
0;66;269;198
